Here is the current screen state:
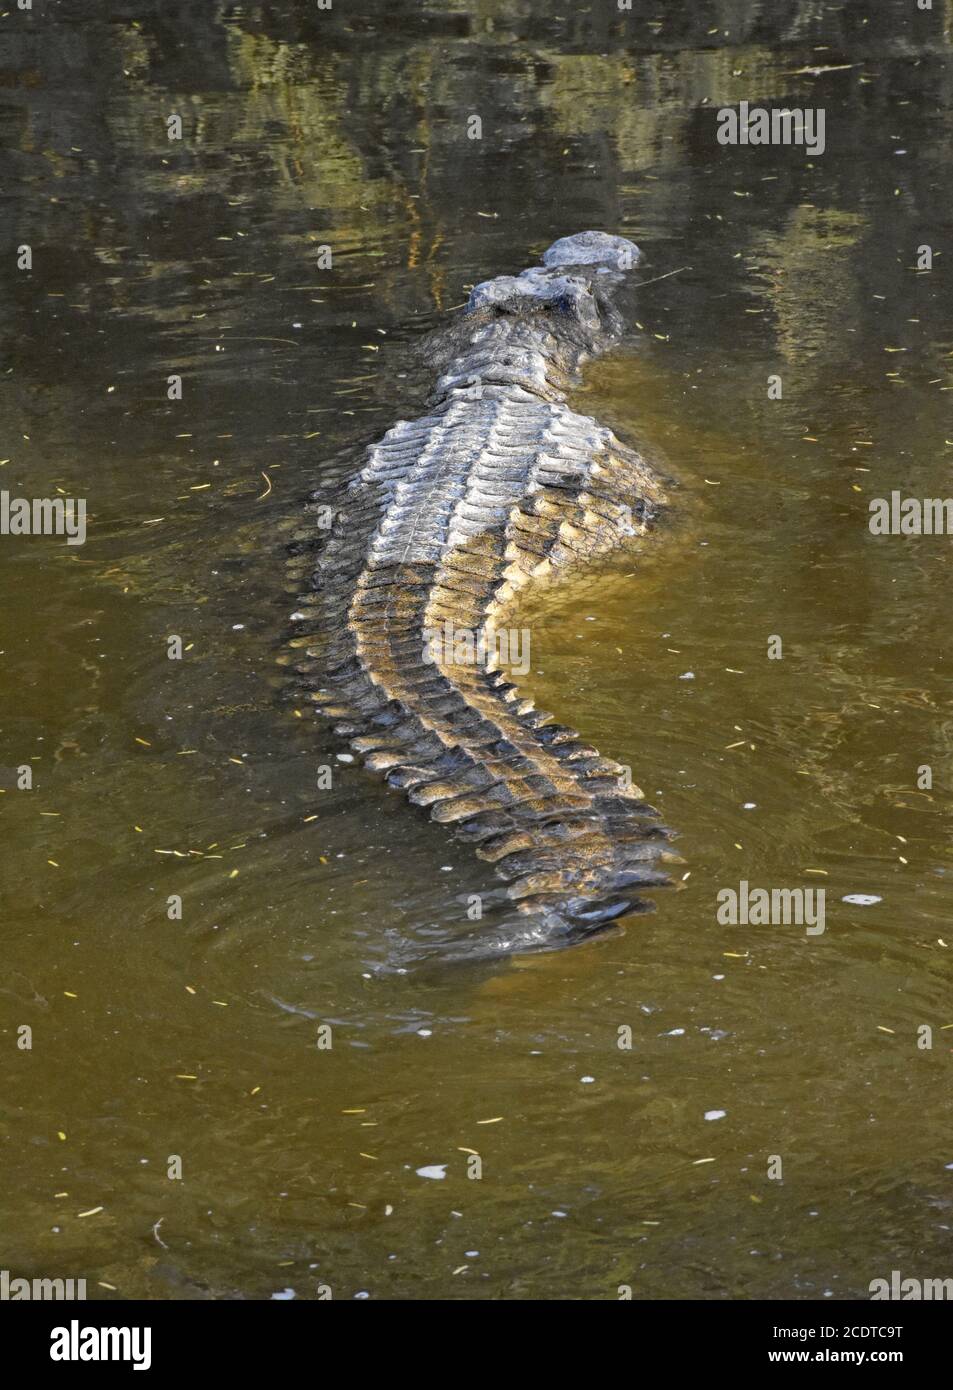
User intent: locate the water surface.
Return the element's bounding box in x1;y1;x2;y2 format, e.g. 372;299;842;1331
2;0;952;1300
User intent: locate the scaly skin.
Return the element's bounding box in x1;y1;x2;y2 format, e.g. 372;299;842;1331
293;232;673;964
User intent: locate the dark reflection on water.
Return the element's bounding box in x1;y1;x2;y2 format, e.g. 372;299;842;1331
1;0;952;1299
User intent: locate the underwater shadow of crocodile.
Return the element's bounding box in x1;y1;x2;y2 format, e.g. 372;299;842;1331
289;231;677;967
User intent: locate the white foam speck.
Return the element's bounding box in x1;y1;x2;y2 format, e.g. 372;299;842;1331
416;1164;447;1181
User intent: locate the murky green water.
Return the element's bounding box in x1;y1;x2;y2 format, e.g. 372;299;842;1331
2;0;953;1300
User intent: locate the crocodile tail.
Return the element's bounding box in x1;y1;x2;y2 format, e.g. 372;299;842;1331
294;394;673;964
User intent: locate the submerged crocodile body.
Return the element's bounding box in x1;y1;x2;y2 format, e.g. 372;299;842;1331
294;231;673;963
